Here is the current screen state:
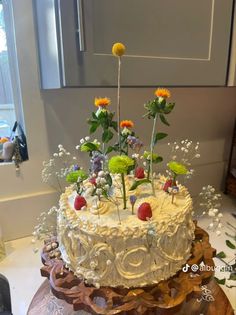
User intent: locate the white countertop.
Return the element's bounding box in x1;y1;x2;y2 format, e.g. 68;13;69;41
0;236;43;315
0;195;236;315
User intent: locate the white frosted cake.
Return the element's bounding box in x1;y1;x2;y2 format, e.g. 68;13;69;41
58;175;195;288
54;43;197;291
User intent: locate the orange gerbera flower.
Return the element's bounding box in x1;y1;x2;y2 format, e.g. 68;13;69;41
120;120;134;129
155;88;171;99
94;97;111;107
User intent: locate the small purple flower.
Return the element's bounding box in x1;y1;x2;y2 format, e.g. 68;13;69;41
171;186;179;193
130;195;137;215
127;136;136;146
169;186;179;204
91;152;106;173
130;195;137;205
73;164;80;171
127;136;143;152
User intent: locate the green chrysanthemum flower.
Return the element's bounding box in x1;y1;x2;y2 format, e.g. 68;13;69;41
108;155;134;174
80;141;100;152
66;170;88;183
168;161;188;175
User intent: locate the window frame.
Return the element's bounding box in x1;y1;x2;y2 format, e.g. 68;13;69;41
1;0;25;132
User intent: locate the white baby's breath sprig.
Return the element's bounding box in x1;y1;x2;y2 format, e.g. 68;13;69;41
42;145;78;193
93;170;111;199
168;139;200;181
31;206;59;252
193;185;223;235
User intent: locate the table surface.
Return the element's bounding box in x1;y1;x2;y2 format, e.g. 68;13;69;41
0;195;236;315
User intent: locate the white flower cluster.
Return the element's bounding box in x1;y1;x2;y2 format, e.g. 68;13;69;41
92;170;110;197
42;158;56;183
132;153;140;159
42;144;77;192
197;185;223;236
75;137;100;150
167;139;200;180
32;206;58;252
53;144;73;157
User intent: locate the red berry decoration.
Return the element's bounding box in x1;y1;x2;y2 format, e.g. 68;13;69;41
74;195;87;210
163;179;173;192
137;202;152;221
135;167;145;179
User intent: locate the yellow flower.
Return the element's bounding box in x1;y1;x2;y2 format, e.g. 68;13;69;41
120;120;134;129
94;97;111;107
155;88;171;99
112;43;126;57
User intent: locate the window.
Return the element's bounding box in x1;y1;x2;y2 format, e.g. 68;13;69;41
0;0;23;139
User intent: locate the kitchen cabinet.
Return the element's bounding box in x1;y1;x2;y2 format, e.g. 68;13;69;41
34;0;234;88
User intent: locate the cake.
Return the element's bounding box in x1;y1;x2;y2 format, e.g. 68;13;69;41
58;175;194;288
54;43;197;290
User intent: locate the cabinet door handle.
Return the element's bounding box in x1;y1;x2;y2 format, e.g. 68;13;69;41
76;0;85;52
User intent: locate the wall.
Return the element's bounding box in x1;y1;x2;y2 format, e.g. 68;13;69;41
0;0;235;240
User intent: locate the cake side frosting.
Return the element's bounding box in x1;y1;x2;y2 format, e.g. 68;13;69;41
58;175;195;288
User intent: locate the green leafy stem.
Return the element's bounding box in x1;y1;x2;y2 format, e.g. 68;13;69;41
88;111;118;153
144;97;175;195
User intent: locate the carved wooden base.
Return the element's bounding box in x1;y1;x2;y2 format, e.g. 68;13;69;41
40;222;227;315
28;279;234;315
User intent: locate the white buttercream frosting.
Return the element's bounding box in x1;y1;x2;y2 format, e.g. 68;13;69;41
58;175;195;288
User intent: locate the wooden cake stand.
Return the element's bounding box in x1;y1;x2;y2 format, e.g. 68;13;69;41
27;223;234;315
